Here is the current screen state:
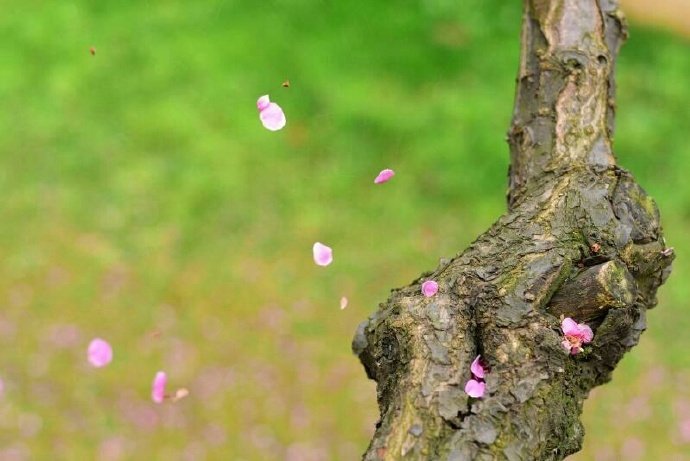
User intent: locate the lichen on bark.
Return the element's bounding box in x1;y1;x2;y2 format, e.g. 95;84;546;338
353;1;674;460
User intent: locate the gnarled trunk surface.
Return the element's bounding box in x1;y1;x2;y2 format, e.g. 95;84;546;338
353;1;674;459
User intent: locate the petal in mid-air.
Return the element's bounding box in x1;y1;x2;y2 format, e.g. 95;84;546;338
257;95;286;131
374;169;395;184
87;338;113;368
151;371;167;403
313;242;333;266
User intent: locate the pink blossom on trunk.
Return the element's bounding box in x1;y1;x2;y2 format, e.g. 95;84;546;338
470;355;485;379
464;379;485;398
465;354;487;398
561;317;594;355
421;280;438;297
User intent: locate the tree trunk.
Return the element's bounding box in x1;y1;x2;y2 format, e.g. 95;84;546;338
352;1;674;460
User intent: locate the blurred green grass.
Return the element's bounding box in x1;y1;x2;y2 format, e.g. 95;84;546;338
0;1;688;460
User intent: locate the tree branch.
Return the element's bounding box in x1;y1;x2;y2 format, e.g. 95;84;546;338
353;1;674;460
507;0;626;207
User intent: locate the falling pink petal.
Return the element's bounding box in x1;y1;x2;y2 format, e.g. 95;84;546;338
464;379;485;398
257;94;286;131
470;355;485;379
151;371;167;404
340;296;348;310
421;280;438;297
0;378;4;399
257;95;270;111
312;242;333;266
87;338;113;368
374;169;395;184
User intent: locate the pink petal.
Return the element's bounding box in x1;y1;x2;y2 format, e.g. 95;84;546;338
151;371;167;404
470;355;485;379
421;280;438;297
312;242;333;266
0;378;4;399
374;169;395;184
87;338;113;368
259;102;286;131
257;95;270;111
570;346;583;355
340;296;348;310
578;323;594;343
464;379;485;398
561;339;573;352
561;317;580;336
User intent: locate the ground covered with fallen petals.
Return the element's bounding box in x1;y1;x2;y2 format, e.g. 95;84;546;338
0;1;689;460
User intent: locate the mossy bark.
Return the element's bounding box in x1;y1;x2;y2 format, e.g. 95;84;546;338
353;1;674;459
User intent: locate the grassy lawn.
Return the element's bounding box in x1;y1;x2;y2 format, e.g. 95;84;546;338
0;1;688;459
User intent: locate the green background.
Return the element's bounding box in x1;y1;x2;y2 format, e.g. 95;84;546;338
0;1;688;459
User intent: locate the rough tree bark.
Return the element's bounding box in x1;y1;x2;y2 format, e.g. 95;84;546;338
352;1;674;460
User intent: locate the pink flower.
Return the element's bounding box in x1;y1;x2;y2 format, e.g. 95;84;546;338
257;94;286;131
374;169;395;184
151;371;167;403
561;317;594;355
87;338;113;368
465;354;487;398
464;379;485;398
312;242;333;266
421;280;438;297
